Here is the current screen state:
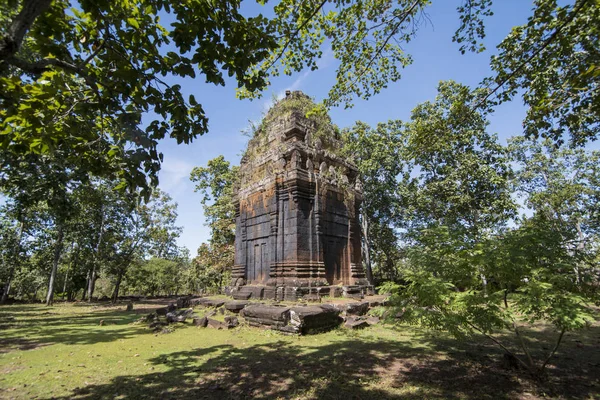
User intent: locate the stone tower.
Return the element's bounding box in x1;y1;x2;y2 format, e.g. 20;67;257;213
231;91;372;301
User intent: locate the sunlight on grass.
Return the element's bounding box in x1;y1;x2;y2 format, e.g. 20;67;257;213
0;302;598;399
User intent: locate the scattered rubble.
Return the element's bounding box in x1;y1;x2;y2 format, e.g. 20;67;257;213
142;293;387;335
166;308;195;323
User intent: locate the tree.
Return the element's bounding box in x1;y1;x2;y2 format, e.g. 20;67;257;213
0;203;26;303
239;0;434;107
509;137;600;245
2;1;595;207
125;252;189;297
341;120;408;283
509;137;600;287
190;155;239;285
0;167;184;303
381;82;598;378
103;188;182;301
404;81;515;235
485;0;600;147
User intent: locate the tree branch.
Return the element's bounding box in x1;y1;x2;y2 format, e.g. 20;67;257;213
464;319;531;371
0;0;52;61
264;0;328;73
475;0;591;109
513;321;535;368
540;328;566;372
348;0;422;89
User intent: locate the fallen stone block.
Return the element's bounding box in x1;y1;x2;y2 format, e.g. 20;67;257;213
241;304;290;322
241;305;291;329
207;318;237;329
166;308;195;323
193;316;208;328
289;305;342;334
204;299;226;308
207;318;227;329
224;301;249;313
345;301;370;316
190;298;225;308
277;325;300;334
224;316;239;328
344;317;369;330
262;287;276;300
190;298;209;307
189;297;206;307
232;291;252;300
345;293;364;300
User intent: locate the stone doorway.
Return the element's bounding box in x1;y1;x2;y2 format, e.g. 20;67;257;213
324;237;345;285
247;241;269;283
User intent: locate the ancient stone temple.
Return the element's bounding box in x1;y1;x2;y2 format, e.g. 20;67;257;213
230;91;372;301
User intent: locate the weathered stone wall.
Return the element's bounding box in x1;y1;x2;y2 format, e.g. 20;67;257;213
232;91;371;300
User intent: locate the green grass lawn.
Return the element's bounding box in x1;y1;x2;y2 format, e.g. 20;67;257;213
0;301;598;399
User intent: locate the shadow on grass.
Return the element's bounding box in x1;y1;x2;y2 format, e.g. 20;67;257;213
0;304;152;352
2;304;599;399
51;334;547;400
50;322;600;400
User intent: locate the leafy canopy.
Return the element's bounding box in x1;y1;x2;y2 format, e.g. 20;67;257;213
0;0;276;195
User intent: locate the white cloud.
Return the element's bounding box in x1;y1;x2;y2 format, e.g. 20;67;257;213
158;157;194;196
288;69;311;92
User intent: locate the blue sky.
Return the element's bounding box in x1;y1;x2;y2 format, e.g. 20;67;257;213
154;1;545;254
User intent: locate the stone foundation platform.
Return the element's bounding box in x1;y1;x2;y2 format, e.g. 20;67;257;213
227;284;374;302
182;294;387;335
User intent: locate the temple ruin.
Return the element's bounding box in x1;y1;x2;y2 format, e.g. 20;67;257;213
230;91;372;301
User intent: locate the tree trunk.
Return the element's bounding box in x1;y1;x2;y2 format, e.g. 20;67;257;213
361;216;374;284
1;220;25;304
111;271;123;303
88;206;106;302
481;273;488;295
61;242;75;299
81;279;88;301
87;266;96;302
61;264;69;300
574;220;586;284
45;223;64;306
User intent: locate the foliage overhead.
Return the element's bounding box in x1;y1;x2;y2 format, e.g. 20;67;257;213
1;0;596;203
0;0;277;195
485;0;600;147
